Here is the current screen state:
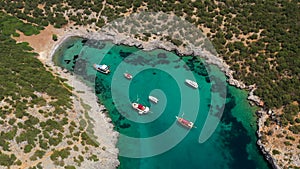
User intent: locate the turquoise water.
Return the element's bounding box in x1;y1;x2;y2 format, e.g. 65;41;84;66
54;37;271;169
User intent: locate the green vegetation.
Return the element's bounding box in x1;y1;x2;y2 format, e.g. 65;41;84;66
81;132;99;147
24;144;33;153
0;0;298;124
288;125;300;134
52;34;58;41
283;141;292;146
272;149;281;155
0;11;82;168
65;165;76;169
87;154;99;161
50;148;71;161
285;136;296;141
0;152;16;167
30;150;46;161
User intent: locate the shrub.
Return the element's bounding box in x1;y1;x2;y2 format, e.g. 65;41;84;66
289;125;300;134
0;153;16;166
272;149;281;155
24;144;33;153
283;141;292;146
52;34;58;41
286;136;295;141
65;166;76;169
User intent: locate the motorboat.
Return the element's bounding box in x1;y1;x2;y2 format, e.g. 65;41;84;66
149;96;158;104
124;73;133;79
93;64;110;74
132;103;150;115
176;116;194;129
185;79;198;89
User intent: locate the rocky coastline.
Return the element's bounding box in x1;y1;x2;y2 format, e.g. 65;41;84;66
256;110;281;169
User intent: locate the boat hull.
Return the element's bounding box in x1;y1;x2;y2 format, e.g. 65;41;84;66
132;103;150;115
149;96;158;104
185;79;198;89
176;116;194;129
93;64;110;74
124;73;132;79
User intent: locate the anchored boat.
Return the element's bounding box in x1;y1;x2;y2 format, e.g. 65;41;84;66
176;116;194;129
124;73;133;80
132;103;150;115
185;79;198;89
93;64;110;74
149;96;158;104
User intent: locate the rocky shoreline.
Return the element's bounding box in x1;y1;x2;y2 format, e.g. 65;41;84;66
256;110;281;169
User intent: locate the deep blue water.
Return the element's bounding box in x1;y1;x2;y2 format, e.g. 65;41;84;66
54;37;271;169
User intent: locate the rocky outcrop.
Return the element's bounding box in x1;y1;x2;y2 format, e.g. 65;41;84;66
257;139;281;169
257;110;281;169
247;85;263;106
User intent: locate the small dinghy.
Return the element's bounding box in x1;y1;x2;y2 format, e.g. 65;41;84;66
124;73;133;80
149;96;159;104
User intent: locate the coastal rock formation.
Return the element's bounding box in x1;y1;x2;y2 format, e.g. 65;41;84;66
256;110;281;169
257;110;281;169
248;86;263;106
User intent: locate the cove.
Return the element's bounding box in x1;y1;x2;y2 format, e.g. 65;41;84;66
53;37;271;169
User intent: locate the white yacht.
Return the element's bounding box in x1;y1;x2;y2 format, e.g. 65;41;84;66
185;79;198;89
149;96;159;104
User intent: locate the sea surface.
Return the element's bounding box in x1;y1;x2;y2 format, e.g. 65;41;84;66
54;37;271;169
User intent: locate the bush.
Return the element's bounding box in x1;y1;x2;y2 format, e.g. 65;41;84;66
272;149;281;155
289;125;300;134
0;153;16;166
30;150;46;161
65;166;76;169
52;34;58;41
286;136;295;141
24;144;33;153
283;141;292;146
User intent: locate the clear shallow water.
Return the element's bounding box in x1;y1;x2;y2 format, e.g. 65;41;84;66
54;37;271;169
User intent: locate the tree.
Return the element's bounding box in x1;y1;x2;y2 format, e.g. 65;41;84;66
52;34;58;41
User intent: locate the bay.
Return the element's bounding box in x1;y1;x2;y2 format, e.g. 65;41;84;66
54;37;271;169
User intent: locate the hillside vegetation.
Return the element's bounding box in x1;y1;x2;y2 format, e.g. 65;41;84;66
0;12;104;168
1;0;299;118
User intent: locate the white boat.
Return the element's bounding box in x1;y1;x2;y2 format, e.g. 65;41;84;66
185;79;198;89
93;64;110;74
124;73;132;79
132;103;150;115
149;96;158;104
176;116;194;129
